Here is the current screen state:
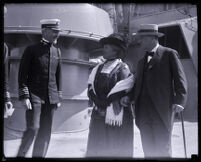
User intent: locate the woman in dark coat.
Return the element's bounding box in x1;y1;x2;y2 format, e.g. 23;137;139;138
86;33;135;158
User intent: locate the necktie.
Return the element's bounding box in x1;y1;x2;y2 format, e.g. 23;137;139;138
146;51;154;57
146;51;154;63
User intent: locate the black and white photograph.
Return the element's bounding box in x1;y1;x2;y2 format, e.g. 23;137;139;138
2;2;198;160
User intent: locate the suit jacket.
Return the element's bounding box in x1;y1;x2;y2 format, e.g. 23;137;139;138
134;45;187;131
18;41;62;104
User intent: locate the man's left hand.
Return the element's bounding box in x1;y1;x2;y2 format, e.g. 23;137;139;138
57;102;61;108
5;101;13;110
173;104;184;113
4;101;14;118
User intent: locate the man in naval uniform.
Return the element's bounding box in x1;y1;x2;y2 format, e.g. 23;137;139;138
4;6;14;118
133;24;187;158
17;19;62;157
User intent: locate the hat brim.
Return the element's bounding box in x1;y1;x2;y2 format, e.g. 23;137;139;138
42;26;62;31
136;32;164;37
49;28;62;31
99;37;126;50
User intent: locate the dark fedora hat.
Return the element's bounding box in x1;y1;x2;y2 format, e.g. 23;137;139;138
99;33;127;50
135;24;164;37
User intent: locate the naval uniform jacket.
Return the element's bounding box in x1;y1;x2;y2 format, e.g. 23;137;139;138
134;45;187;131
18;40;62;104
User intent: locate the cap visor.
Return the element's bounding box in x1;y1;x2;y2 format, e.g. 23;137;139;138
136;32;164;37
51;28;62;31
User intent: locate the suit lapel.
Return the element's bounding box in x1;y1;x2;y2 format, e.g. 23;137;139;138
147;45;163;70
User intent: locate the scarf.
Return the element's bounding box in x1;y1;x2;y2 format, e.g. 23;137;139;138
88;59;135;126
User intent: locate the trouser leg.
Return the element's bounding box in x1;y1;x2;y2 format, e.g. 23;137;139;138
32;103;55;157
138;113;172;158
17;104;41;157
152;118;172;158
17;128;37;157
139;122;156;158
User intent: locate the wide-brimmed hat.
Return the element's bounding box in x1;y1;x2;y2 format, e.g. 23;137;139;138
40;19;61;31
99;33;127;50
135;24;164;37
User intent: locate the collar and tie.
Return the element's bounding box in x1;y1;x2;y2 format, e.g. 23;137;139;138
146;51;155;57
145;51;155;63
146;43;159;58
41;38;52;46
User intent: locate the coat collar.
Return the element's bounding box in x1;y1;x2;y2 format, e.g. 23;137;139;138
134;45;163;101
151;43;159;53
147;45;163;70
41;38;52;46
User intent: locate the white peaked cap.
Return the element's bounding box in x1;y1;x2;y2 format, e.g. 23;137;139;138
40;19;61;31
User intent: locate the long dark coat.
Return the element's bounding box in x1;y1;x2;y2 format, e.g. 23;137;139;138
134;45;187;131
86;60;134;158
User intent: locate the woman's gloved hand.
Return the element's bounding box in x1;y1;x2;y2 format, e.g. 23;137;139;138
120;96;130;107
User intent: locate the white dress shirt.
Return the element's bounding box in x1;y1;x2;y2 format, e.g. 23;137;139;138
147;43;159;63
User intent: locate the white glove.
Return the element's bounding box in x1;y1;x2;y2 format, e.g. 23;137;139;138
54;102;61;110
22;99;32;110
4;101;15;118
57;102;61;108
120;96;130;107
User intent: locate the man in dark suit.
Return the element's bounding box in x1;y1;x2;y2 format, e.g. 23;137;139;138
133;24;187;158
17;19;62;157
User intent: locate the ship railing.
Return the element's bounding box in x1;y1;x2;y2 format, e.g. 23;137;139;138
4;26;104;40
